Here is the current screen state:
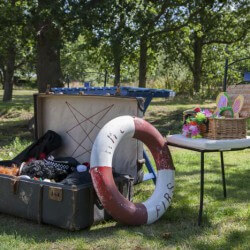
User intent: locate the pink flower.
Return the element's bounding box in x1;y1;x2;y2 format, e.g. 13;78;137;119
182;123;200;137
182;124;190;137
203;109;212;118
189;125;199;136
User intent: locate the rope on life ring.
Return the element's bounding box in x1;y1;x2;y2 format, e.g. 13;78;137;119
90;116;175;225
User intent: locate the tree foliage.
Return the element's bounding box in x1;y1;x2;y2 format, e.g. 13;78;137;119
162;0;249;94
0;0;32;101
0;0;249;100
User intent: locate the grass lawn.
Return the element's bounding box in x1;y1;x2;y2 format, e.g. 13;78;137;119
0;90;249;250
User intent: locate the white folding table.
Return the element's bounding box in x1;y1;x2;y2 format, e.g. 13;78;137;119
167;134;250;225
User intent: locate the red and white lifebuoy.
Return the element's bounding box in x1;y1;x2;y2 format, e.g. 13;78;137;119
90;116;175;225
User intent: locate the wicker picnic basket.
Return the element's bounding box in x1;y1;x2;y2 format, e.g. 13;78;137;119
201;117;247;140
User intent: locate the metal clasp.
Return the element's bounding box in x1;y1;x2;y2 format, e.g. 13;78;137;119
48;186;63;201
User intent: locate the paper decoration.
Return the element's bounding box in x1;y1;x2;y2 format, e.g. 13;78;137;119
214;92;229;116
214;92;244;118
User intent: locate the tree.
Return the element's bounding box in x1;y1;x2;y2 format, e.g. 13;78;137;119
28;0;105;92
131;0;193;88
61;34;110;83
163;0;249;93
28;1;67;92
0;0;29;101
77;0;136;86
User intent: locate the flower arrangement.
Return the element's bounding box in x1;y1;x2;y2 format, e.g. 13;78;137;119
182;108;212;138
182;92;245;139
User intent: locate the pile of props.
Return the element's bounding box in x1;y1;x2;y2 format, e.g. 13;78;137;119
0;130;92;185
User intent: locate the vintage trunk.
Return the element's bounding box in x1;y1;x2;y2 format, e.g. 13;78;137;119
0;168;132;230
0;93;143;230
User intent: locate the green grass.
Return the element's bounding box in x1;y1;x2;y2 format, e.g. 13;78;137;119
0;90;35;158
0;90;249;249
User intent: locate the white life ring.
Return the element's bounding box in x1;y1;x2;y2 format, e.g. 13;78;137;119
90;116;175;225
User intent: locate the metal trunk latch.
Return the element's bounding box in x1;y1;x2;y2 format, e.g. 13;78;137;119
48;186;63;201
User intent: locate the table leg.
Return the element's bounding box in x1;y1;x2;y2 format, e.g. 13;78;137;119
198;152;204;226
220;151;227;198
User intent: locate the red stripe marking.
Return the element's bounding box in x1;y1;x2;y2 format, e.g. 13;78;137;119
133;117;175;170
90;167;147;225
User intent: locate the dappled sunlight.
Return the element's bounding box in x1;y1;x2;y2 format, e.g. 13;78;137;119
0;91;249;249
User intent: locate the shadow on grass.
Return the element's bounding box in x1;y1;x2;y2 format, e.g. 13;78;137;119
176;163;250;201
0;94;34;149
147;108;184;135
0;119;33;148
194;229;250;250
0;153;248;248
0;193;207;246
0;92;248;248
150;96;214;106
0;95;33;115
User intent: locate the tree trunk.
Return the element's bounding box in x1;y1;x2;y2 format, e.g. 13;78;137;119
0;70;3;88
192;34;203;93
114;56;121;86
3;46;16;102
36;22;63;93
139;36;148;88
111;40;122;86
